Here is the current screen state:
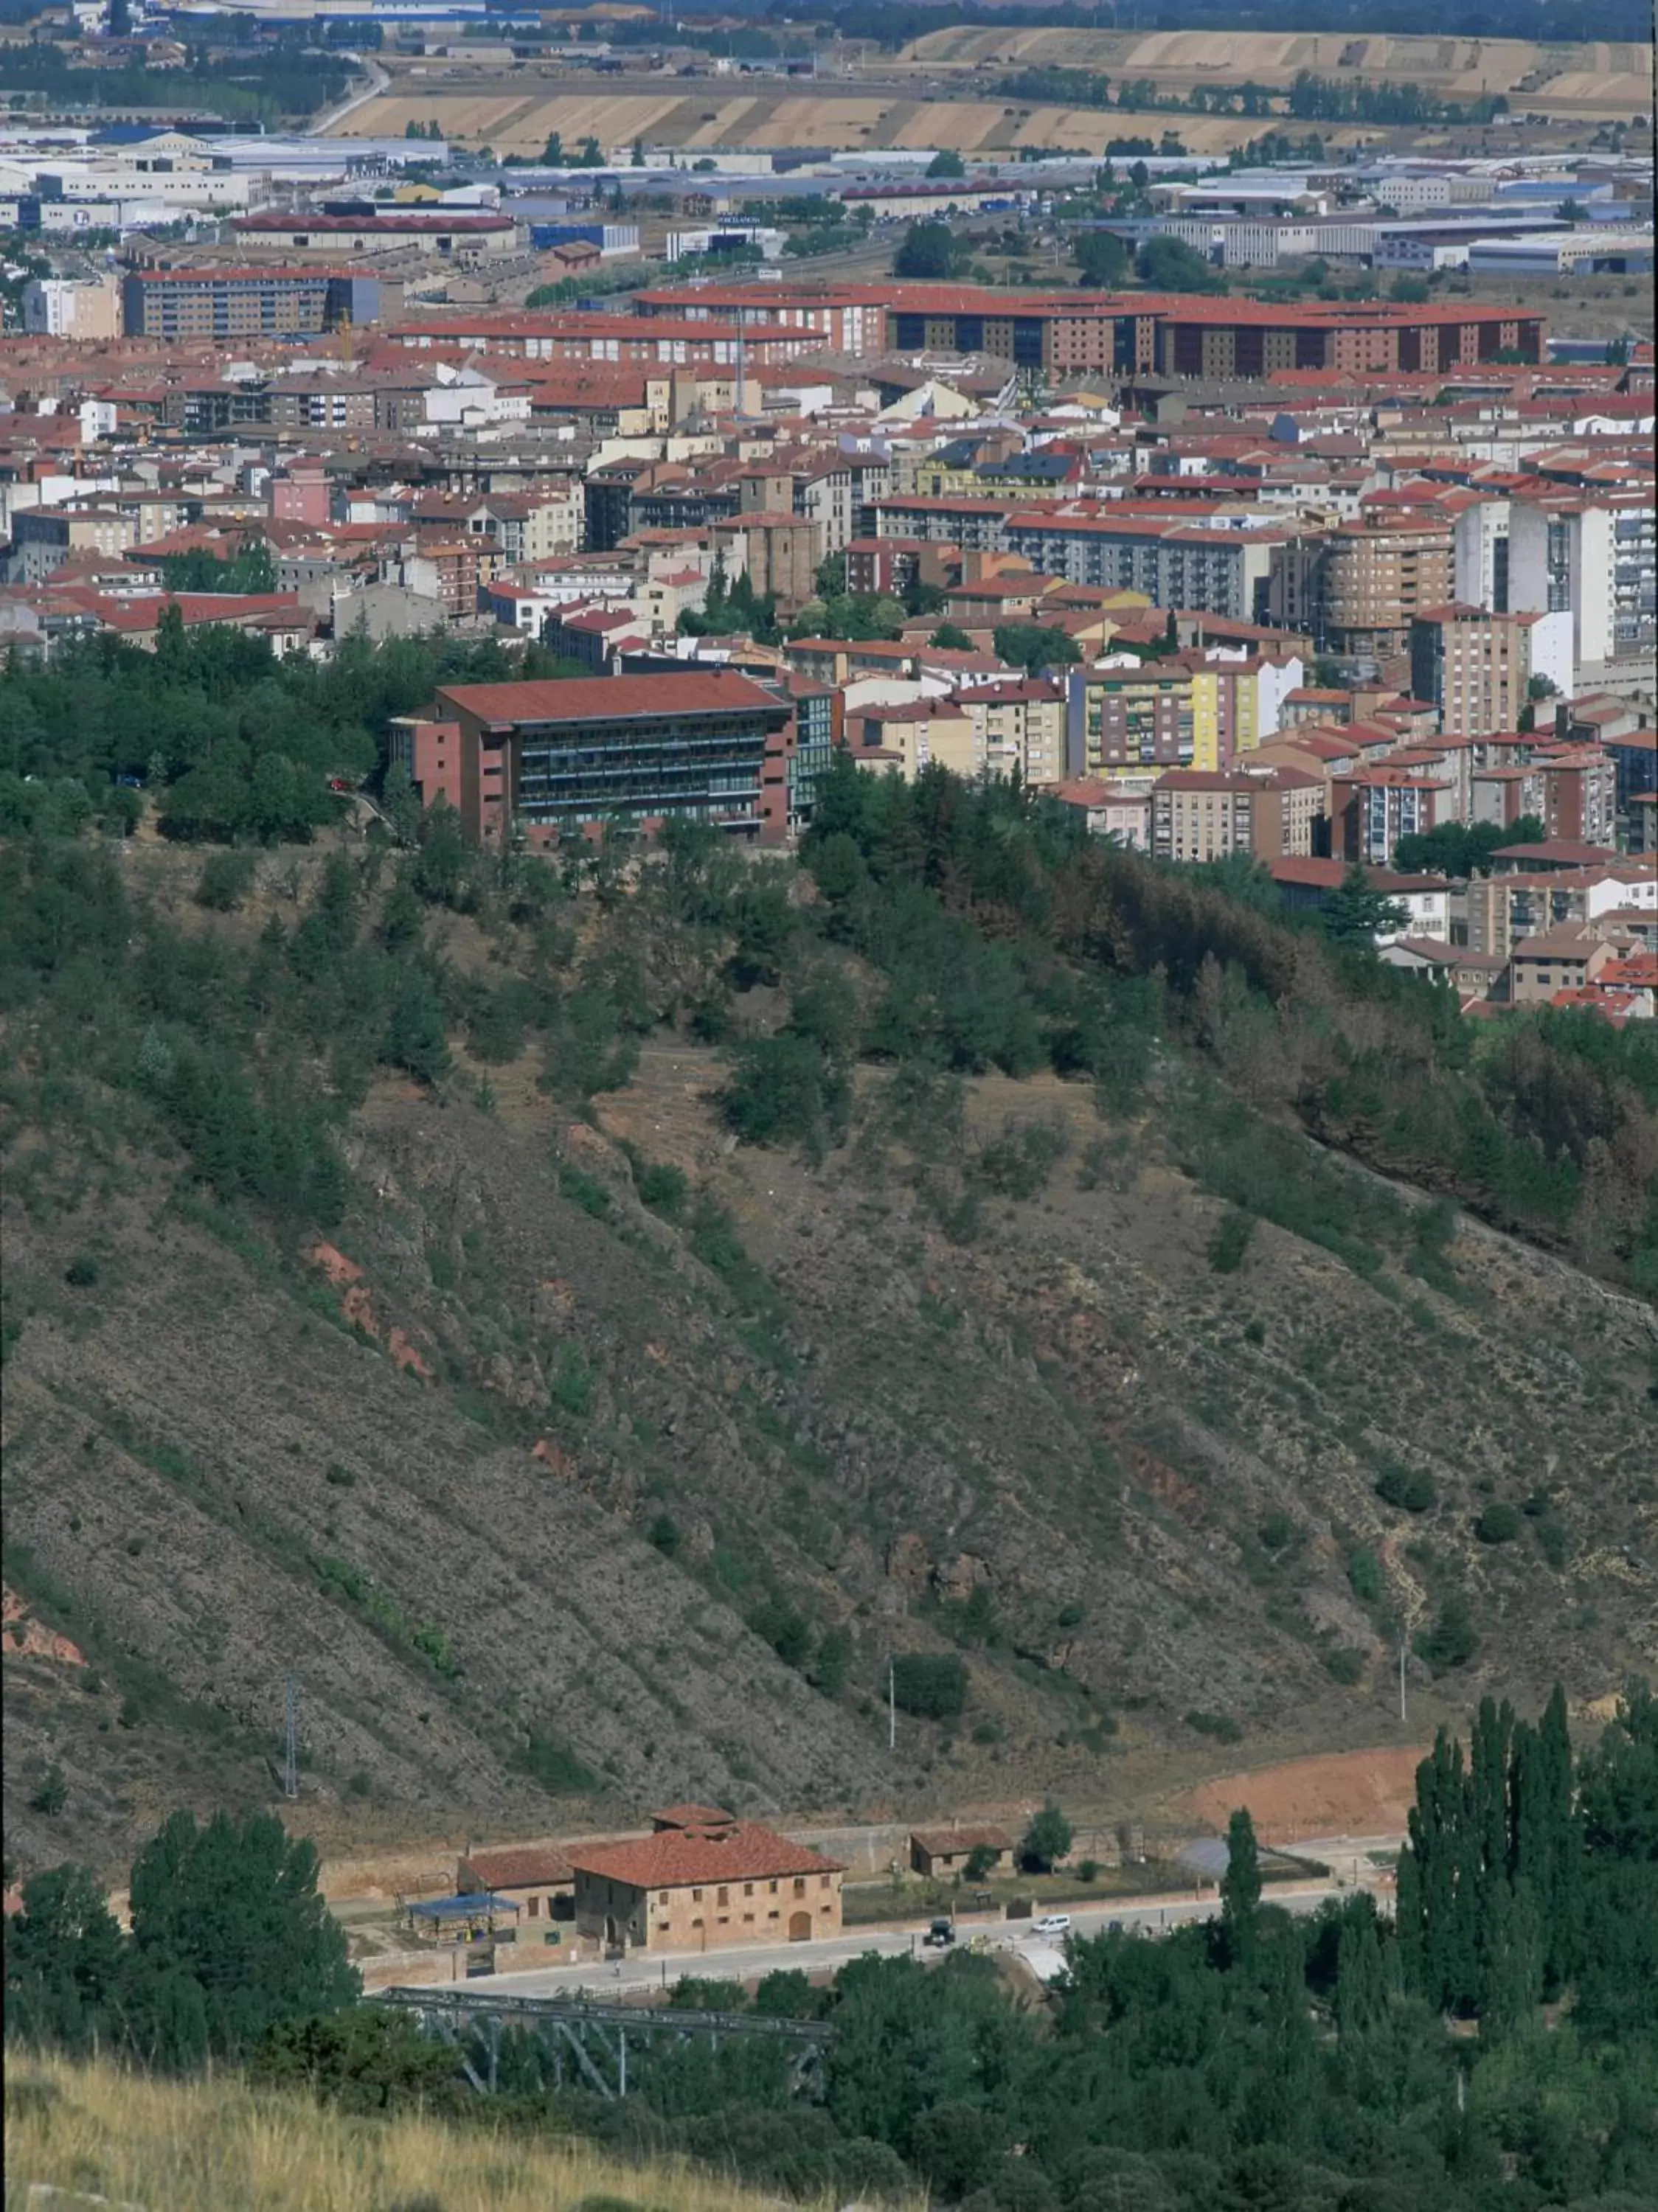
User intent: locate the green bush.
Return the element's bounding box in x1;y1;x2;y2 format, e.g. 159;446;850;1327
1208;1208;1255;1273
1376;1462;1437;1514
558;1164;611;1218
892;1653;968;1719
1474;1502;1523;1545
549;1345;593;1417
1258;1511;1297;1554
749;1596;812;1671
63;1255;99;1288
194;849;257;911
1414;1596;1479;1674
1184;1710;1243;1744
1324;1646;1364;1686
723;1032;848;1154
515;1733;597;1795
1347;1546;1384;1604
635;1160;687;1215
973;1117;1068;1200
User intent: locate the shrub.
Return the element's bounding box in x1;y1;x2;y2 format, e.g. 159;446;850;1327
325;1462;355;1489
557;1164;611;1218
1208;1208;1255;1273
647;1512;681;1558
749;1596;812;1671
1258;1511;1297;1554
195;849;257;911
892;1652;967;1719
1057;1601;1085;1629
1474;1502;1522;1545
723;1032;847;1153
973;1116;1068;1200
635;1160;687;1215
811;1627;850;1698
516;1732;596;1795
1324;1647;1364;1686
27;1766;68;1815
1077;1858;1100;1882
1347;1546;1384;1604
549;1346;593;1416
1535;1519;1569;1571
1415;1596;1479;1674
63;1255;99;1288
1184;1710;1243;1744
1376;1461;1437;1514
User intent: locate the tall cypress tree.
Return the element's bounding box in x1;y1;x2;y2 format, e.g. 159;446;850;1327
1221;1807;1262;1972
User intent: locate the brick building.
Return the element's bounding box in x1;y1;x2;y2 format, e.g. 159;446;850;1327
433;669;794;845
566;1810;844;1955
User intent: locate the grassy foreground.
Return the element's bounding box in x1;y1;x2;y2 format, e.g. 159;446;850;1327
3;2051;821;2212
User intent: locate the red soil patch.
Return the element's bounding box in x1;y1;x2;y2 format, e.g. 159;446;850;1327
3;1585;86;1667
305;1244;434;1380
1183;1746;1429;1846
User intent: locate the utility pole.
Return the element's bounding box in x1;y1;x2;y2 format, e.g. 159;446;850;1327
1398;1632;1408;1728
888;1657;896;1753
283;1673;299;1801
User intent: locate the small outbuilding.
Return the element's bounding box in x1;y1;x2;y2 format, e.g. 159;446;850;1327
909;1824;1014;1879
455;1845;575;1927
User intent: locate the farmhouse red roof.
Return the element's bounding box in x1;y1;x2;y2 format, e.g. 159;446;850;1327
459;1845;575;1888
564;1823;844;1890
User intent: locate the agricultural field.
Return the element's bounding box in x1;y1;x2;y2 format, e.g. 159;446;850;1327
330;86;1376;158
327;24;1651;158
901;28;1653;120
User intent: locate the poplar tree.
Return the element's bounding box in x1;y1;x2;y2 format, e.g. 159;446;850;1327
1221;1807;1262;1970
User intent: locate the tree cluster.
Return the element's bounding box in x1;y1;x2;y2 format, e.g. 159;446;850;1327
15;1692;1653;2210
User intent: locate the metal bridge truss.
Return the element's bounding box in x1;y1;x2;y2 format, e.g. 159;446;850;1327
376;1984;833;2099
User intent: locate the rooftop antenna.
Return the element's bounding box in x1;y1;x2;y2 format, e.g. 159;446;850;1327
283;1672;299;1801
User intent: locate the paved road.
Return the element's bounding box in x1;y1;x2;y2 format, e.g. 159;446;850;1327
464;1880;1356;1999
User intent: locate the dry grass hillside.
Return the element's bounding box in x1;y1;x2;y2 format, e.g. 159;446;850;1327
4;2053;808;2212
3;840;1654;1879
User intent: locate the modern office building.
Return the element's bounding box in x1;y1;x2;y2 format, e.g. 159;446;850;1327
431;671;794;845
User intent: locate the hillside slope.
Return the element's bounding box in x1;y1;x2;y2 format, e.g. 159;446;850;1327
6;860;1653;1874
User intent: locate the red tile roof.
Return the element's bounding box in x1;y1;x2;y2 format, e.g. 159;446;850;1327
652;1803;735;1830
459;1845;575;1888
436;670;785;726
565;1822;844;1891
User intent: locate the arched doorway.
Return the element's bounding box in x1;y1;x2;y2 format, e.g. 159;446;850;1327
788;1910;812;1941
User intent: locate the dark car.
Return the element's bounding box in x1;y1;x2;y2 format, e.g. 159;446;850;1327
923;1918;955;1947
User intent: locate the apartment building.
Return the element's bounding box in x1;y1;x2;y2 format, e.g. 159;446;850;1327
7;505;137;583
955;678;1068;785
1269;516;1453;661
1068;665;1194;776
1508;495;1657;672
1409;605;1574;736
21;273;119;339
1150;766;1320;864
1001;512;1282;620
121;268;376;340
1330;767;1451;866
1536;748;1618;848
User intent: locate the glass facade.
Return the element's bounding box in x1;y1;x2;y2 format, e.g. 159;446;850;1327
513;706;780;835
